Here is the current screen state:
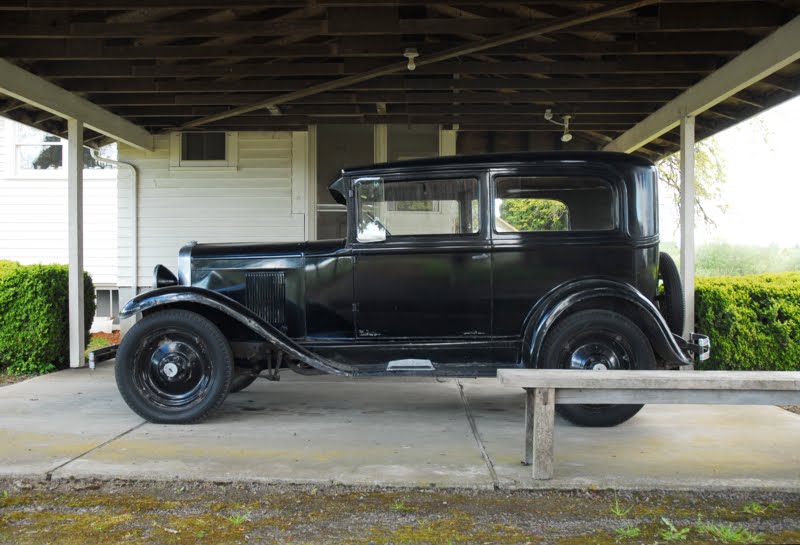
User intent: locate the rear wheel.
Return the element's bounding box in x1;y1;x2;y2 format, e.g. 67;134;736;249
115;309;233;424
657;251;685;335
540;309;656;427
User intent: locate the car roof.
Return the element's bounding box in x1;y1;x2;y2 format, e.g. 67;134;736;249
340;151;654;176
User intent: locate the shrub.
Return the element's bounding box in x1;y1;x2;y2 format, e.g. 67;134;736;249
0;263;96;374
695;272;800;371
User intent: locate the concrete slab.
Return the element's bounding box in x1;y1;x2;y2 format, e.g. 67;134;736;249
0;366;143;478
55;364;493;488
2;362;799;490
460;380;800;490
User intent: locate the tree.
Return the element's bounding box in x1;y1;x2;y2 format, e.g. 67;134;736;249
656;138;727;226
499;198;568;232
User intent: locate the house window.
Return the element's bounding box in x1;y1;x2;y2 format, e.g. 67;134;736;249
14;124;117;174
182;132;226;161
94;288;120;326
16;125;63;171
170;131;238;169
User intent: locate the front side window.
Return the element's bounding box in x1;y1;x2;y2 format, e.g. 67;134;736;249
356;177;479;242
494;176;617;233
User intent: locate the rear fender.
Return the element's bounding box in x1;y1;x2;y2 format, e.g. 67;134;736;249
120;286;355;376
521;278;691;367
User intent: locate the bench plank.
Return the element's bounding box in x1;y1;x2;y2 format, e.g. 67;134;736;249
498;369;800;391
556;388;800;405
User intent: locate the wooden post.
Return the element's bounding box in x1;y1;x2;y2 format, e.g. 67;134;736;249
68;118;85;368
524;389;535;465
532;387;555;479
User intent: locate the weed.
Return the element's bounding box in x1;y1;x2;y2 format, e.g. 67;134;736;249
660;517;690;542
225;513;250;525
695;519;765;544
610;494;632;518
390;499;416;512
2;490;8;499
614;525;641;541
742;502;776;516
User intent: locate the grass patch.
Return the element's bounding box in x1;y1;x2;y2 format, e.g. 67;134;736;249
660;517;690;542
695;519;765;544
614;525;641;541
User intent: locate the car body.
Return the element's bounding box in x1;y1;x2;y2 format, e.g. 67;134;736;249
116;152;709;426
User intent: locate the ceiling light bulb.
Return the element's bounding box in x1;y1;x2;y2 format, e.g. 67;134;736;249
561;115;572;143
403;48;419;71
544;108;553;121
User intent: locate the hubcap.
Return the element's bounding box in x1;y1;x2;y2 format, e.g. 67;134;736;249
569;342;623;371
133;329;213;409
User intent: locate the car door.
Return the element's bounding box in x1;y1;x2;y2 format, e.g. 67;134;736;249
351;172;492;342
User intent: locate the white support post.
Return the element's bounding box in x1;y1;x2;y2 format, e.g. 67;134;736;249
373;124;387;163
679;116;696;346
439;126;457;156
68;118;86;368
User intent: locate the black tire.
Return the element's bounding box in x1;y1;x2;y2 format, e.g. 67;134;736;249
540;309;656;427
658;251;685;335
230;366;260;393
115;309;233;424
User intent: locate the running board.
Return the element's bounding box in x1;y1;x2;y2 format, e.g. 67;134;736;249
386;359;435;372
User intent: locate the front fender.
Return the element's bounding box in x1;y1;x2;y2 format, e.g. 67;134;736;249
120;286;356;376
521;278;691;367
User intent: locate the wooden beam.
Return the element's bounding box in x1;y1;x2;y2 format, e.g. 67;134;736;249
175;0;659;130
36;57;721;78
0;59;152;150
605;15;800;153
0;33;760;60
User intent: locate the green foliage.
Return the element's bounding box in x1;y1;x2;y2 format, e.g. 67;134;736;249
499;198;568;232
695;272;800;371
659;517;690;541
0;263;95;375
695;518;765;544
614;525;641;541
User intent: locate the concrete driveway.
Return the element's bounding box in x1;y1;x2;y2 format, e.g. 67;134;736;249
1;361;799;491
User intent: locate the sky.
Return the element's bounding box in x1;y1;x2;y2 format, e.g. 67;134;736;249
659;95;800;248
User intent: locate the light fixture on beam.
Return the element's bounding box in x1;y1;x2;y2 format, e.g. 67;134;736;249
267;105;281;116
544;109;574;143
403;48;419;71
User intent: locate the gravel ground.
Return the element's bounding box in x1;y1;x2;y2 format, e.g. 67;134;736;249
1;478;798;545
781;406;800;415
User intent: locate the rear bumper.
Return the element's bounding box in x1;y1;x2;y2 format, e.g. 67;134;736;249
673;333;711;363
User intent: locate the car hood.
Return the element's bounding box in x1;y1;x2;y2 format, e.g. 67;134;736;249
190;239;347;261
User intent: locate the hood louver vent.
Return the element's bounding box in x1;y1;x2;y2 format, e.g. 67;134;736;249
245;271;286;327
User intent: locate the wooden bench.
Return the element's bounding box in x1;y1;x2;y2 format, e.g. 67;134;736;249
497;369;800;480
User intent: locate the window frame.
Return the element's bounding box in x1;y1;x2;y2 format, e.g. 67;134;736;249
169;131;238;171
351;172;483;243
491;169;624;238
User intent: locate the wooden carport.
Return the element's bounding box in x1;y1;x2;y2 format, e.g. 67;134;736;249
0;0;798;367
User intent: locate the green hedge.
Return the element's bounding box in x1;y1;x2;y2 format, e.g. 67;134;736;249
0;262;96;375
695;272;800;371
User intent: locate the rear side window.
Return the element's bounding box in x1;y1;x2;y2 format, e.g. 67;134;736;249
494;176;617;233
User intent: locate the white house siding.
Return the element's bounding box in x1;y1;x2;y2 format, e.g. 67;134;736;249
0;118;118;286
117;131;308;294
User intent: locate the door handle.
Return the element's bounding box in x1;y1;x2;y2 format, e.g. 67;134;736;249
472;253;490;260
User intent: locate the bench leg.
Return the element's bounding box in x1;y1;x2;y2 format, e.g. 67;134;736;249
526;387;555;480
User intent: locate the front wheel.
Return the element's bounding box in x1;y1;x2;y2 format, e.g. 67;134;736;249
540;309;656;427
115;309;234;424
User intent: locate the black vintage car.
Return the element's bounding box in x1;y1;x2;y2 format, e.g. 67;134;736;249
116;152;709;427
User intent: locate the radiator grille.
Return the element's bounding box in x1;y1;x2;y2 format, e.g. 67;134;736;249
245;271;286;327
